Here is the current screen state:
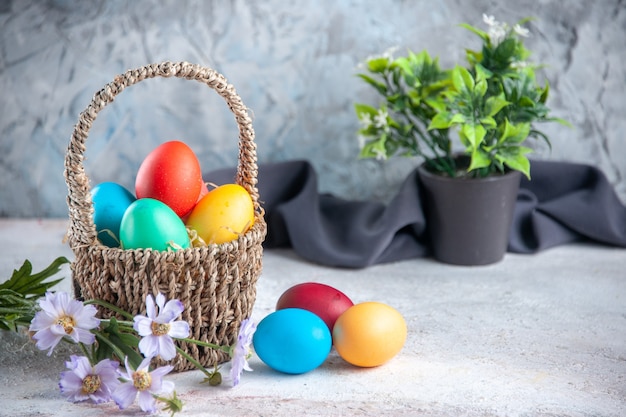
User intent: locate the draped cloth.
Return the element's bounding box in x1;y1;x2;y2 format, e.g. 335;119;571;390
206;160;626;268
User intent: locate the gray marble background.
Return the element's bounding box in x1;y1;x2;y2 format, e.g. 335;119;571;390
1;0;625;217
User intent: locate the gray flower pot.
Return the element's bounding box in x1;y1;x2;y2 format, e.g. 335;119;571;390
418;158;521;266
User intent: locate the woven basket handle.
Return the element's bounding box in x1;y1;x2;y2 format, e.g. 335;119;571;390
64;61;261;248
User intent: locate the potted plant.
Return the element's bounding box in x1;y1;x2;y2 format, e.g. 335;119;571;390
354;14;569;265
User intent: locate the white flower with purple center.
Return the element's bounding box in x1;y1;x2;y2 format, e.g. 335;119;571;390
229;318;256;387
113;357;174;413
29;291;100;355
59;355;120;404
133;293;190;361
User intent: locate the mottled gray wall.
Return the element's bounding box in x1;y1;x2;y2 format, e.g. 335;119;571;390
1;0;625;217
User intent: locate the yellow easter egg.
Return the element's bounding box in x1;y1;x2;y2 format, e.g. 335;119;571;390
185;184;254;245
332;301;407;367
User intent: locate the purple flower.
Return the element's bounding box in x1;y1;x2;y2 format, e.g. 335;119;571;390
229;318;256;387
59;355;119;403
133;293;190;361
29;292;100;355
113;357;174;413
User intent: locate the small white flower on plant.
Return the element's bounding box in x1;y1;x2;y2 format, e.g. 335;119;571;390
482;13;497;26
513;23;530;37
482;13;508;45
113;357;174;413
59;355;120;404
358;112;373;129
133;293;190;361
381;45;399;60
29;291;100;355
488;23;507;45
510;60;529;69
373;108;389;130
357;134;369;149
229;318;256;387
361;46;399;68
373;147;388;161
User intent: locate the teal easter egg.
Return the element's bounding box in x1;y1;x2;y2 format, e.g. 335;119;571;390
253;308;332;374
91;182;136;247
119;198;190;251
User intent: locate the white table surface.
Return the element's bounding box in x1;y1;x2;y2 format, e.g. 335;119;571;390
1;218;625;417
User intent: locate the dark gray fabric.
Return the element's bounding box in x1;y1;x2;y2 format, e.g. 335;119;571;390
206;159;626;268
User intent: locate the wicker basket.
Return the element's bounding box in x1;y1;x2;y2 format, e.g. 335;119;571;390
63;61;267;372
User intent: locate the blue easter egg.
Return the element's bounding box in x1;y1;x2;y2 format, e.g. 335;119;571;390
91;182;136;247
119;198;190;251
253;308;332;374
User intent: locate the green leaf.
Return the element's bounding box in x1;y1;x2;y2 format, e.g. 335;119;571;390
450;113;467;125
529;128;553;150
358;141;377;159
450;66;463;92
519;96;535;107
468;149;492;171
459;23;490;42
0;257;70;332
539;80;550;104
493;38;519;65
498;120;531;144
356;74;387;95
452;66;474;92
479;116;497;128
428;111;453;129
460;123;486;149
354;103;378;119
95;317;142;367
484;95;510;117
475;78;488;97
359;134;388;159
496;147;532;179
0;256;69;295
0;289;37;331
394;56;414;77
367;57;391;73
516;17;535;26
388;93;408;111
547;116;573;128
425;97;446;113
474;63;493;80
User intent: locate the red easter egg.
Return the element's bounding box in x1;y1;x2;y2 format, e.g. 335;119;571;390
276;282;354;332
135;140;203;218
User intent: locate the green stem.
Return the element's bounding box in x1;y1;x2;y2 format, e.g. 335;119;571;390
85;299;134;320
94;331;130;362
179;337;232;355
99;318;134;329
78;342;95;365
174;346;213;378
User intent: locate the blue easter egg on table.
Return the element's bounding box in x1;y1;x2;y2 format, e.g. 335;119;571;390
253;308;332;374
91;182;136;247
119;198;190;251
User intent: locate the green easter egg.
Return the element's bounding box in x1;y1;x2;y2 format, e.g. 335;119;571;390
120;198;190;251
